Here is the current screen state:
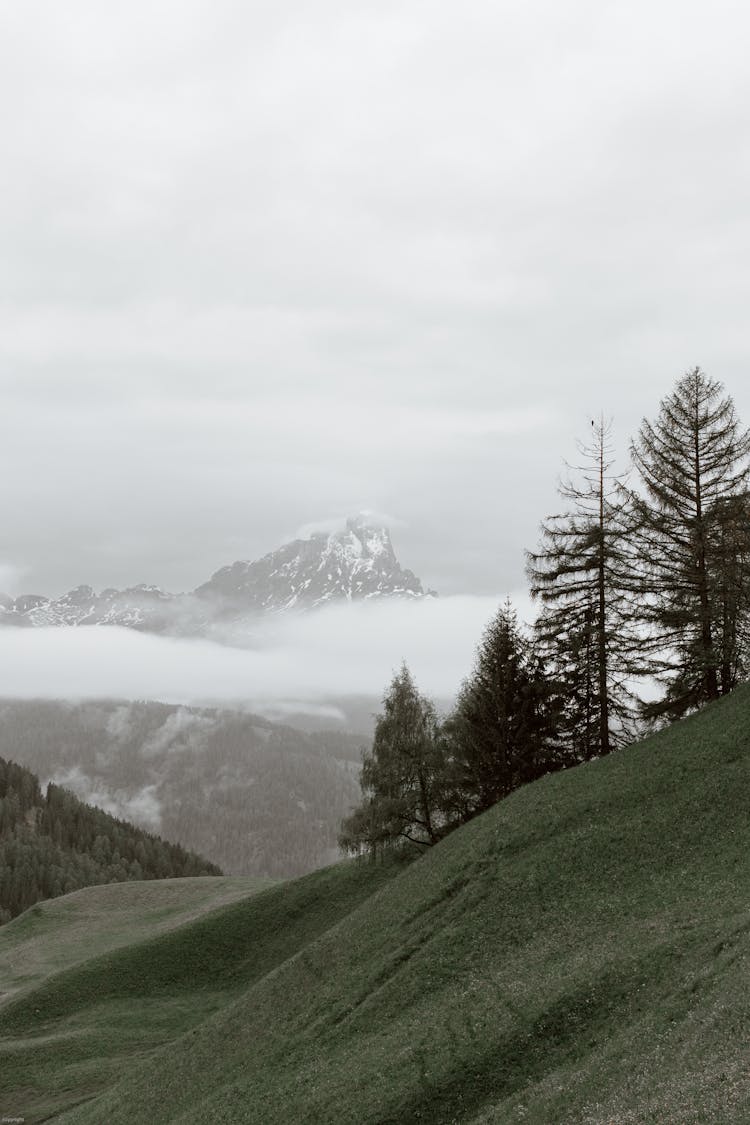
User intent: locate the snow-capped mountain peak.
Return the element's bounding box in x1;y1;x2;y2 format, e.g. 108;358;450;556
0;516;433;634
196;515;427;612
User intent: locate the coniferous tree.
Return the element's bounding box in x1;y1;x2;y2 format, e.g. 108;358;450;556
629;368;750;717
339;664;445;856
442;601;559;818
527;418;641;758
707;492;750;693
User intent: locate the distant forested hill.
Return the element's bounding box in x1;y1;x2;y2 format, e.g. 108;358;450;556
0;701;364;878
0;756;221;923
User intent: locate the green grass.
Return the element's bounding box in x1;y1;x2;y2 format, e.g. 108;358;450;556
0;876;273;1006
5;688;750;1122
0;860;399;1123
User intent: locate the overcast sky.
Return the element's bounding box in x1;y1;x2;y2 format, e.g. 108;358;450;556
2;0;750;598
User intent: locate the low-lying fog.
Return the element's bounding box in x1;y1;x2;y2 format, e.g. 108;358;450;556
0;594;534;720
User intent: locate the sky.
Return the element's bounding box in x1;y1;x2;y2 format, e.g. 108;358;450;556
2;0;750;601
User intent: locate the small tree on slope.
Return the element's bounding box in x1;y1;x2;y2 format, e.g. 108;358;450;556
442;601;560;819
339;664;445;856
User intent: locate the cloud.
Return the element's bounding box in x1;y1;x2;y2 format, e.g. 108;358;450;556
0;563;27;596
139;707;214;757
294;509;406;540
48;766;163;831
251;700;347;725
0;594;535;708
105;704;134;742
293;516;350;540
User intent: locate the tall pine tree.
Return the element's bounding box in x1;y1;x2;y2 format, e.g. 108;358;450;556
527;418;640;759
629;368;750;717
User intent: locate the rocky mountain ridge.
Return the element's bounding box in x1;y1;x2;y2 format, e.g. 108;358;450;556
0;516;433;634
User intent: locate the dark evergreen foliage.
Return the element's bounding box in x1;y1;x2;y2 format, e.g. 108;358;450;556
527;418;643;759
339;665;446;855
339;369;750;859
629;368;750;717
340;606;563;857
706;491;750;693
0;755;221;924
442;601;561;817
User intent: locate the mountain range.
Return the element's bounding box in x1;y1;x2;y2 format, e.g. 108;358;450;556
0;515;433;635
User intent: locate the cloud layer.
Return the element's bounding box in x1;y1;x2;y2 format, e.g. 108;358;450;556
0;594;532;709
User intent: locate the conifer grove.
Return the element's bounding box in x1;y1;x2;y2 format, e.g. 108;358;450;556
341;368;750;855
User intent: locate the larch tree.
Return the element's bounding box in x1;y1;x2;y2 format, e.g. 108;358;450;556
629;367;750;717
527;417;640;760
707;491;750;694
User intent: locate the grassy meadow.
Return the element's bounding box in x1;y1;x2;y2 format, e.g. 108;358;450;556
4;687;750;1122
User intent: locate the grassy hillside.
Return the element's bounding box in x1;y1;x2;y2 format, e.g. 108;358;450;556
0;859;401;1123
5;688;750;1123
0;876;273;1006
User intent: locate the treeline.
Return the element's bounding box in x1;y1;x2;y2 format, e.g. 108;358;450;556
341;367;750;854
0;756;221;924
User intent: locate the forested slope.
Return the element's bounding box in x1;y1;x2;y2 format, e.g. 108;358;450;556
0;756;221;922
